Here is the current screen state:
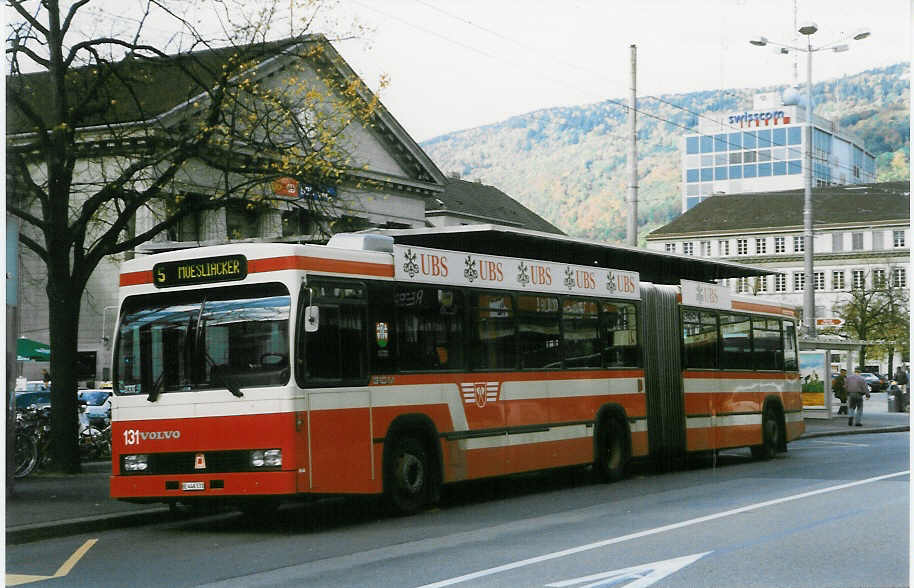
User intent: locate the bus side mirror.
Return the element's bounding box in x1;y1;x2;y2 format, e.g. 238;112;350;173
304;306;319;332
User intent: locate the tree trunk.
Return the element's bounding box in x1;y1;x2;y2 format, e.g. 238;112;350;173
47;281;82;473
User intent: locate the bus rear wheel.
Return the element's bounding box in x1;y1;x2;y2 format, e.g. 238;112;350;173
594;418;627;483
385;436;429;515
751;407;780;460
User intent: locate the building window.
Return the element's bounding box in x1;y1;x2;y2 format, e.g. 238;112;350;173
686;136;700;154
832;271;845;290
814;272;825;291
775;274;787;292
832;233;843;252
755;238;767;254
793;273;805;291
736;277;750;293
893;230;905;248
873;269;887;288
700;241;711;256
852;233;864;250
682;242;694;256
737;239;748;255
873;231;884;250
665;243;675;253
852;270;865;290
892;268;906;288
719;240;730;256
756;276;768;292
793;236;804;253
774;237;785;253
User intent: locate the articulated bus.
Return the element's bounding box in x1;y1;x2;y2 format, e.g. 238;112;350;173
110;230;803;515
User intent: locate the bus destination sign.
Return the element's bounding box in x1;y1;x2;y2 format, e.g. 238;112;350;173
153;255;248;288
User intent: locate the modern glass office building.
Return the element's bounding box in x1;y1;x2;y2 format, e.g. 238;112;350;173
680;92;876;211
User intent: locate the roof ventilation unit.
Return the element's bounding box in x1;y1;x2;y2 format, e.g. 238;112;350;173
326;233;394;252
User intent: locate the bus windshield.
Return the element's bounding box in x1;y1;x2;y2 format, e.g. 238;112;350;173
115;283;291;396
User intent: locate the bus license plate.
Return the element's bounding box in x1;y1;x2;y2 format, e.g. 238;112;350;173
182;481;205;491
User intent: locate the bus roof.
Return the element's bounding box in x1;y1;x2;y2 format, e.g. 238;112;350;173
375;225;774;285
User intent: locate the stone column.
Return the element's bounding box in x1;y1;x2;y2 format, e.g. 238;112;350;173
259;208;283;239
200;209;227;242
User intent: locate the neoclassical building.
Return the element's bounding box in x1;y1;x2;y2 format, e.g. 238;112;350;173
8;36;559;382
646;181;909;369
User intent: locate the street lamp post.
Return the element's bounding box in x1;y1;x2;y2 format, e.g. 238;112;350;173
750;25;870;339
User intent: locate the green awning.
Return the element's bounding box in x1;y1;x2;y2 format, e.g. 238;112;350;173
17;338;50;362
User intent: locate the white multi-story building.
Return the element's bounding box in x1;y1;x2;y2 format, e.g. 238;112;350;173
647;181;909;369
680;92;876;211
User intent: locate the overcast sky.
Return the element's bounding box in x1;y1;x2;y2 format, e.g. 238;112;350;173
329;0;910;141
11;0;911;142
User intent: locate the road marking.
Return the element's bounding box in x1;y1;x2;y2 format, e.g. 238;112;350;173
418;470;909;587
545;552;711;588
6;539;98;586
808;439;870;447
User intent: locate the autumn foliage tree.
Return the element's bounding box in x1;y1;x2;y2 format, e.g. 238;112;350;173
835;268;910;369
6;0;383;472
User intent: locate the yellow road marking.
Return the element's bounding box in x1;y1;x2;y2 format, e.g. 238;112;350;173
6;538;98;586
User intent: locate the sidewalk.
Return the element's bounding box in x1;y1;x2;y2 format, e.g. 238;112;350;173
6;394;909;544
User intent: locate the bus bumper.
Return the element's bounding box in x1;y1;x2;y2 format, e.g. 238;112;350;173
111;470;298;500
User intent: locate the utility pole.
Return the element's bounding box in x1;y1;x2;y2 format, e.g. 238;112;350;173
626;44;638;247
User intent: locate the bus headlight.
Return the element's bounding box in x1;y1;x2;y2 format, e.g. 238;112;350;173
251;449;282;468
123;454;149;472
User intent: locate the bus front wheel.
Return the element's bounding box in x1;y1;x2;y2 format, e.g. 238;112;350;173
594;418;627;483
751;407;780;460
385;436;429;515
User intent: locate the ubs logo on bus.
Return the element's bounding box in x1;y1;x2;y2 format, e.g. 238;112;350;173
460;382;500;408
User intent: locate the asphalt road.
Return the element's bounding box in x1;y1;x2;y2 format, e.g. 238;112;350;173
6;432;909;588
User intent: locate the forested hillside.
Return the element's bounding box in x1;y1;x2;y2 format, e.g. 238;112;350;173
421;63;909;244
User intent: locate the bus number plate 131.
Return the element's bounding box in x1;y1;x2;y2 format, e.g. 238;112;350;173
182;481;205;491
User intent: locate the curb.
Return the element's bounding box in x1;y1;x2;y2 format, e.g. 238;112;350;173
799;425;910;440
6;507;170;545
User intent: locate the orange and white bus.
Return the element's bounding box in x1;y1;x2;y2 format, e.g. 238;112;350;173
110;229;803;514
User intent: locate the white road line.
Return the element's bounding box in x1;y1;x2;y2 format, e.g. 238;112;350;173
807;439;871;447
417;470;909;588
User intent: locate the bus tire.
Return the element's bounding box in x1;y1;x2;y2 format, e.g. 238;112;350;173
594;417;628;483
385;436;429;515
751;407;780;460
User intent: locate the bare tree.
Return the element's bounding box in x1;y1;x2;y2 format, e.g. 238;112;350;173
6;0;383;472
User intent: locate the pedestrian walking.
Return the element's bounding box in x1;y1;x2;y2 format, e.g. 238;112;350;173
833;369;848;415
845;368;869;426
894;366;908;394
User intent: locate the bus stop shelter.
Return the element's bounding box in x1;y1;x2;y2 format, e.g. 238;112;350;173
799;337;871;418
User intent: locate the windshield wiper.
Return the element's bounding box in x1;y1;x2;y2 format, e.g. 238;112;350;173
147;370;166;403
202;351;243;398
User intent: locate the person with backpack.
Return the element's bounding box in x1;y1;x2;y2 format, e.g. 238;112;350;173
845;368;869;426
833;369;848;415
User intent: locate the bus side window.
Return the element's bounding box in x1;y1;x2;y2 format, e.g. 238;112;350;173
782;320;798;371
719;313;752;370
562;298;601;368
601;301;639;367
682;309;718;369
471;292;516;370
301;281;367;384
517;294;561;369
395;286;464;371
752;318;783;370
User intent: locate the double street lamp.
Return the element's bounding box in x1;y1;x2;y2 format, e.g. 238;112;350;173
749;24;870;338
